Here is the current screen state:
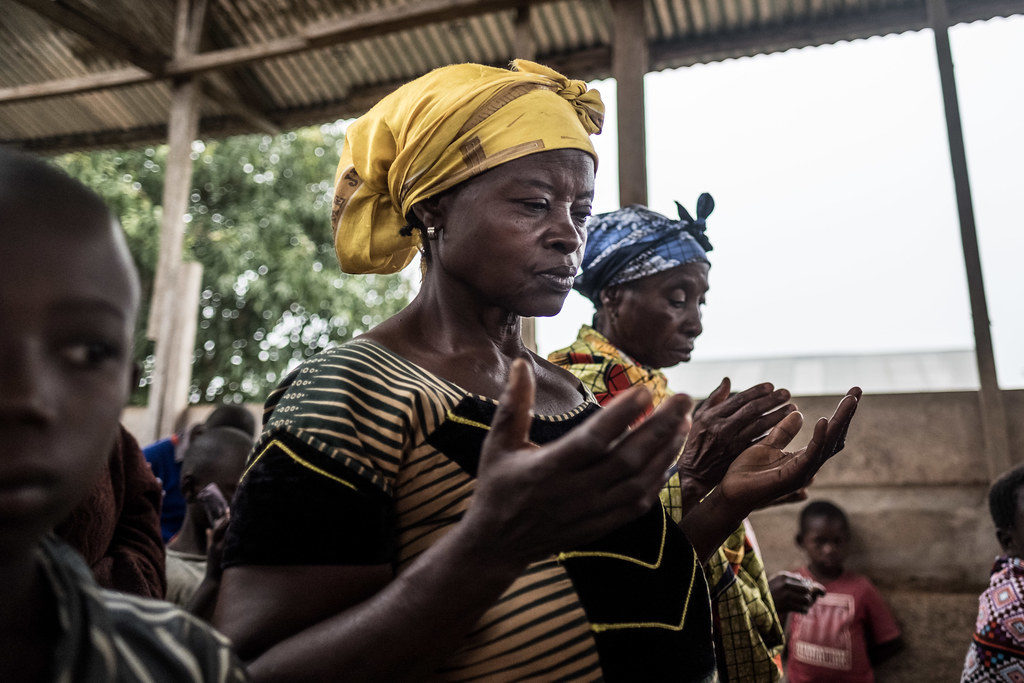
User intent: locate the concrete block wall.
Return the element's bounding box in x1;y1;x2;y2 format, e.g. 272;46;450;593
749;389;1024;681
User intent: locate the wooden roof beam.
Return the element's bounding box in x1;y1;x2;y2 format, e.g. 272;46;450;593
11;0;278;133
165;0;534;77
10;0;168;74
0;66;151;104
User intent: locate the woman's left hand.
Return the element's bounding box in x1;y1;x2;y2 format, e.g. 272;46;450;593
675;377;797;494
714;387;861;513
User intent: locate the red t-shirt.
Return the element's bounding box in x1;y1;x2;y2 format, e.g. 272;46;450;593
785;568;901;683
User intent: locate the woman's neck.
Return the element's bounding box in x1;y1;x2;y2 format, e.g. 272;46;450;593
167;506;206;555
372;279;527;361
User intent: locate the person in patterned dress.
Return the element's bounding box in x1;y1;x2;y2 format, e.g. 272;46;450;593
963;464;1024;681
212;61;861;681
550;200;834;682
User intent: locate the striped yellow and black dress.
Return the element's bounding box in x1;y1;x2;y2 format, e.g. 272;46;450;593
223;339;715;681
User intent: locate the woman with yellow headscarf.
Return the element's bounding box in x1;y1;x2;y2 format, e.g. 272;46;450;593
213;60;858;681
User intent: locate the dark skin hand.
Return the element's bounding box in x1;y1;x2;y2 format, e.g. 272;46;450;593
767;571;825;618
673;377;796;514
682;388;861;562
214;361;694;681
186;515;229;621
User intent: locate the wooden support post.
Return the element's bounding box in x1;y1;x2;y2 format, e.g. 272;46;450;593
928;0;1012;476
146;77;200;440
146;0;208;440
514;5;536;60
162;261;204;430
611;0;648;207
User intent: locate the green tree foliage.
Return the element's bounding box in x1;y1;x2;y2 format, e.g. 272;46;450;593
56;123;413;405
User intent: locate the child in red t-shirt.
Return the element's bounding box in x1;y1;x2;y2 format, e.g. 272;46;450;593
785;501;903;682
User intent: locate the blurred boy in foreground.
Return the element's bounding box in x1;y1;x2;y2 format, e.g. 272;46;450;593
0;149;246;681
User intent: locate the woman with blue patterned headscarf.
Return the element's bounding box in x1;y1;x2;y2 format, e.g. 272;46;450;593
550;196;833;683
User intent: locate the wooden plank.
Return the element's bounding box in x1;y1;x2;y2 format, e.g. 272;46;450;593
145;0;206;441
927;0;1013;477
10;0;167;74
166;0;532;76
611;0;648;207
0;67;150;104
160;261;203;437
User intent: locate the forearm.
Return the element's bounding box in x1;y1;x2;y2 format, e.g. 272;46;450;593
678;487;749;563
247;521;526;682
186;576;220;621
668;471;712;520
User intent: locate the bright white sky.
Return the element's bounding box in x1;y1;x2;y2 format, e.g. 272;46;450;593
534;15;1024;390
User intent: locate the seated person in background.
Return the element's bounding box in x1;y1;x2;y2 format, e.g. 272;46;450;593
145;403;257;542
962;464;1024;681
56;423;166;598
786;500;902;682
166;426;252;611
0;149;246;681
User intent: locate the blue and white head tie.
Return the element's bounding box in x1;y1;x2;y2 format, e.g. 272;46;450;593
573;193;715;304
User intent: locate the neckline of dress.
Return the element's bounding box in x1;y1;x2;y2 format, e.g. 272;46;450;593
349;338;595;422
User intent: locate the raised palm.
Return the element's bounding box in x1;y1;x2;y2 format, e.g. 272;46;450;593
718;388;861;510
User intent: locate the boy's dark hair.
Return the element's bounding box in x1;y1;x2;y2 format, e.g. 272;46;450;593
799;500;850;535
181;426;253;476
989;464;1024;530
203;403;256;437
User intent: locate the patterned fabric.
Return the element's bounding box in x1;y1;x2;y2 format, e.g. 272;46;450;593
331;59;603;274
963;556;1024;682
573;195;713;303
548;325;691;522
38;535;246;682
224;339;715;681
706;524;785;682
786;568;901;683
548;324;670;410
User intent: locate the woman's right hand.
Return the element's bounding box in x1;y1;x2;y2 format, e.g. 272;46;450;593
463;358;693;568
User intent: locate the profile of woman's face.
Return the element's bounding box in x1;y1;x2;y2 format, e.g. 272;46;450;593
600;261;710;369
419;149;595;318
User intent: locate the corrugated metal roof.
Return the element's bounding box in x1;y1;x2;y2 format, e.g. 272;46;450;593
1;0;1020;151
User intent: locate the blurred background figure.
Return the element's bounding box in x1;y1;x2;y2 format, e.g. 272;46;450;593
962;464;1024;681
550;198;830;681
165;425;252;611
143;403;256;542
786;500;902;682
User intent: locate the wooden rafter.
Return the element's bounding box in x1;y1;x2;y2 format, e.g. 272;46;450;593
9;0;278;133
164;0;532;77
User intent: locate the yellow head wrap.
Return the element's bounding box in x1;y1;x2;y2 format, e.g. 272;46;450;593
331;60;604;274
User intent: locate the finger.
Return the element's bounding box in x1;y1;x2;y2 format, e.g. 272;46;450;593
823;394;860;457
703;377;731;410
712;382;774;418
557;385;654;467
798;417;830;475
604;393;693;477
760;410;804;450
484;358;536;453
735;402;798;445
